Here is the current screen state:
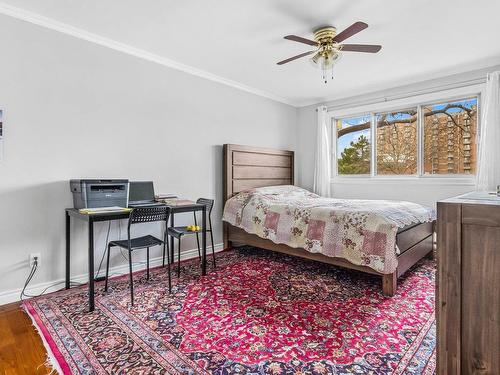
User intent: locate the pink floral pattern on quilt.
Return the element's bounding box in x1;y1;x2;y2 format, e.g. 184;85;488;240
223;185;435;274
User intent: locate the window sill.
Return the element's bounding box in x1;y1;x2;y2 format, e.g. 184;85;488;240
331;176;476;186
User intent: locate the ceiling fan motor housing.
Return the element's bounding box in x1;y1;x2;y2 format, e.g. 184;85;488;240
313;27;337;45
313;26;342;59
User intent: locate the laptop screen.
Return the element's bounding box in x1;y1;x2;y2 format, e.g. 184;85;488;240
129;181;155;202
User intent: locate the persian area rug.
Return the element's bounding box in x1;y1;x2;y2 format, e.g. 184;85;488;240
24;247;436;374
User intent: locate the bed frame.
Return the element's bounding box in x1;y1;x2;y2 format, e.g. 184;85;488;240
223;144;435;296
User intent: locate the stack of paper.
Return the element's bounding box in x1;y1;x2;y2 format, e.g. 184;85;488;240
158;198;194;206
79;206;131;214
155;194;178;200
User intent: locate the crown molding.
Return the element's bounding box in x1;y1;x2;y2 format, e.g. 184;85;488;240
295;78;486;108
0;2;298;107
295;62;499;108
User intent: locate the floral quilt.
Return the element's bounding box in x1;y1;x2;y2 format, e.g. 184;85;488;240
223;185;435;274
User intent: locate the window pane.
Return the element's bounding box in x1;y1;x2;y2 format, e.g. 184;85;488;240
336;115;371;175
423;98;477;175
376;109;418;175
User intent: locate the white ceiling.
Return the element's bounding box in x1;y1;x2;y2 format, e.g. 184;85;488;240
2;0;500;106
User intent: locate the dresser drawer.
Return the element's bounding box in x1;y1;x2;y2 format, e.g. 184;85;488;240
462;204;500;227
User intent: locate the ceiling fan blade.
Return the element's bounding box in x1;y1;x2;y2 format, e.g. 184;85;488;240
333;21;368;42
277;50;315;65
341;44;382;53
284;35;318;46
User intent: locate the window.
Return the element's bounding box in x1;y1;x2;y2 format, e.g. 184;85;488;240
376;109;417;175
336;115;371;175
423;98;478;175
333;96;478;177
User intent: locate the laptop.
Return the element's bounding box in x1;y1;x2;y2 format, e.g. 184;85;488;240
128;181;164;207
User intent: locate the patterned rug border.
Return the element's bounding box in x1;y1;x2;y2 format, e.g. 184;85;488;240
23;301;66;374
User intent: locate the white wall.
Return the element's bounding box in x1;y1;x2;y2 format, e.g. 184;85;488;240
0;15;297;302
296;65;500;208
296;107;317;191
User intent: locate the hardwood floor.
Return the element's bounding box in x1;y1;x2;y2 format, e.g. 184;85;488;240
0;302;51;375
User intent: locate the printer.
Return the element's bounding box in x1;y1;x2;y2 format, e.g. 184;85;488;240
70;179;129;209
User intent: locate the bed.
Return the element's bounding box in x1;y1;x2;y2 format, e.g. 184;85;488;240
222;144;436;296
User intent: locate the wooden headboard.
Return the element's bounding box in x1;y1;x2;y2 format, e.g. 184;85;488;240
223;144;294;203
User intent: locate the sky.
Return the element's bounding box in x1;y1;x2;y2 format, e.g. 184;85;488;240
426;98;476;113
336;115;370;154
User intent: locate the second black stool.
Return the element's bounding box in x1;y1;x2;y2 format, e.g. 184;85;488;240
168;198;215;277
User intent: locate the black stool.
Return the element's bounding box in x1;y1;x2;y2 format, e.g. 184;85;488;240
104;206;172;305
168;198;216;277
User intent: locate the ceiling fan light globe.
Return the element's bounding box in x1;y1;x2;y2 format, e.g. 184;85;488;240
310;52;321;67
328;51;342;66
310;51;341;69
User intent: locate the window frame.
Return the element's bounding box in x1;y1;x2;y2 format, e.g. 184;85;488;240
330;85;482;183
333;112;373;177
374;106;419;177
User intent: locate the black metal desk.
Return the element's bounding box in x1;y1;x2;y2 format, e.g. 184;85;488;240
65;203;207;312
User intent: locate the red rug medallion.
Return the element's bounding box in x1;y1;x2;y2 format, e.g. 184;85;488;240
24;247;436;374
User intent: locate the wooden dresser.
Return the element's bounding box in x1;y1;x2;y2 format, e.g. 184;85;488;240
437;193;500;375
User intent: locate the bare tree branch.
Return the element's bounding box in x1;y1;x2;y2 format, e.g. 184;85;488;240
337;105;473;138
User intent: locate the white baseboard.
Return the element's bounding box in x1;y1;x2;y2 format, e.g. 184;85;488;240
0;243;224;306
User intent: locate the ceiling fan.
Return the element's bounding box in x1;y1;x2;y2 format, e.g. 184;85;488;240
277;21;382;83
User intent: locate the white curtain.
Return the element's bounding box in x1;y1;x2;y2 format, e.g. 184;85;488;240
476;71;500;191
313;106;332;197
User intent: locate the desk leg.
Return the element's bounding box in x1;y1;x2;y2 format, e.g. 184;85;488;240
88;220;95;312
162;221;166;267
65;211;70;290
170;214;175;264
202;207;207;276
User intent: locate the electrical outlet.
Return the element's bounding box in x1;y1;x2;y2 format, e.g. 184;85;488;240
29;253;41;268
